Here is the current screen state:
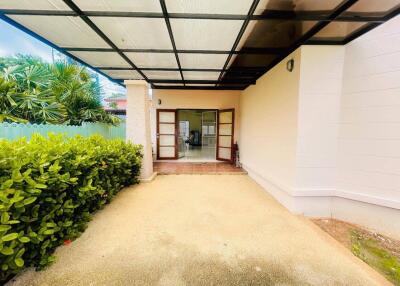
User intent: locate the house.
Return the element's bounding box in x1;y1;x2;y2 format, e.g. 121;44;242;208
104;93;127;110
1;0;399;239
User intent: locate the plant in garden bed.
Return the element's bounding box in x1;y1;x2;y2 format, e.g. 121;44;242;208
0;55;121;125
0;134;142;282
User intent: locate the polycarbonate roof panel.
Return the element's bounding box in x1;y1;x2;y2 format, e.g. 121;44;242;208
238;20;318;49
0;0;70;10
183;71;221;81
143;70;182;80
179;54;228;69
255;0;344;14
312;22;368;41
100;69;142;80
73;0;161;13
1;0;398;89
8;15;109;48
346;0;400;14
125;53;178;69
70;51;131;68
165;0;254;14
171;19;244;50
90;17;173;49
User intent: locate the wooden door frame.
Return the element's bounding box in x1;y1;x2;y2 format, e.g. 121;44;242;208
156;109;178;160
216;108;235;162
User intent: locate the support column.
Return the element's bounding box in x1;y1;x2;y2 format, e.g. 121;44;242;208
124;80;154;181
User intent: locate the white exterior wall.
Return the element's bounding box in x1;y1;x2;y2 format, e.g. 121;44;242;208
240;16;400;238
334;16;400;238
239;50;301;210
293;46;345;216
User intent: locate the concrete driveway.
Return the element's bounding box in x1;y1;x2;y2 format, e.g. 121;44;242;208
9;175;389;286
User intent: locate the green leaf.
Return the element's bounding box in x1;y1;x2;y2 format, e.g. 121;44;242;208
1;179;13;190
14;258;24;267
18;236;30;243
7;220;20;225
2;233;18;241
35;183;47;189
23;197;37;206
1;212;9;224
1;247;14;256
0;225;11;232
43;229;54;235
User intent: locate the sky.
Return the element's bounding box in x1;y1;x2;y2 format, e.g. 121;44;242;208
0;19;125;98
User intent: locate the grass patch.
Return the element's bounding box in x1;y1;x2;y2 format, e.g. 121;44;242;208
351;230;400;285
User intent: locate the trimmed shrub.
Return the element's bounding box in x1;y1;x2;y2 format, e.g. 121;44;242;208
0;134;142;282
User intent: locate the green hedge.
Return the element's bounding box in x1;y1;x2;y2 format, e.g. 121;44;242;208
0;134;142;282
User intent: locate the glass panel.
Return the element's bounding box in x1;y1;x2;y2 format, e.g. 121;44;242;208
255;0;343;14
219;124;232;136
100;69;142;79
0;0;70;10
219;112;233;124
69;51;131;68
74;0;162;12
126;53;178;69
159;123;175;134
144;70;181;80
159;147;175;158
166;0;254;14
179;54;228;69
345;0;400;15
183;71;221;81
219;136;232;148
8;16;109;48
312;22;368;41
238;20;317;49
159;112;175;123
159;135;175;146
171;19;244;50
91;18;172;49
218;147;231;160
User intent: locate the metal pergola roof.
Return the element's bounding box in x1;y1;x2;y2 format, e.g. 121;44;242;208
1;0;399;90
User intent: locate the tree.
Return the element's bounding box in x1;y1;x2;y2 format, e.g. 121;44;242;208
0;55;121;125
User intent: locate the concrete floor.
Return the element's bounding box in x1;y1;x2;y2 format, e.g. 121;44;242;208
9;175;390;286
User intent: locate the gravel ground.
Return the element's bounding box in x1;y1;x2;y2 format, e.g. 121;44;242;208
8;175;390;286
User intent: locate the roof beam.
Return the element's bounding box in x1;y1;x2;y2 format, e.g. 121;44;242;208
0;9;387;23
98;67;265;73
150;79;255;84
61;0;150;84
159;0;185;85
153;85;244;90
62;47;284;55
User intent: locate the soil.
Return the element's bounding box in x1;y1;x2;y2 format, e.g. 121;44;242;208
312;218;400;285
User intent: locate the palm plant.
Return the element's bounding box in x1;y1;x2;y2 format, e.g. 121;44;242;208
0;55;121;125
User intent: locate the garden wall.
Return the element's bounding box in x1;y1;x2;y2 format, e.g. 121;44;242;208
0;122;125;140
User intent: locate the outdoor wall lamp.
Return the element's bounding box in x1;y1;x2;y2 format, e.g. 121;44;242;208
287;59;294;72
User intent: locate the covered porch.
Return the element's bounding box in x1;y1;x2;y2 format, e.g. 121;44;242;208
2;1;400;284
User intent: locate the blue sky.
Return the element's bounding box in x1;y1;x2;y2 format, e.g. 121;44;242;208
0;19;125;98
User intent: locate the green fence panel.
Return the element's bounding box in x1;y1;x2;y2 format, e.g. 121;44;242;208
0;122;126;141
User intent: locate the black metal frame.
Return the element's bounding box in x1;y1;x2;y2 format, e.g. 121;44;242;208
159;0;185;85
61;0;150;86
1;1;399;90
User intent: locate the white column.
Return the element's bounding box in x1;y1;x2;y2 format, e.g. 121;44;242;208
124;80;154;181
